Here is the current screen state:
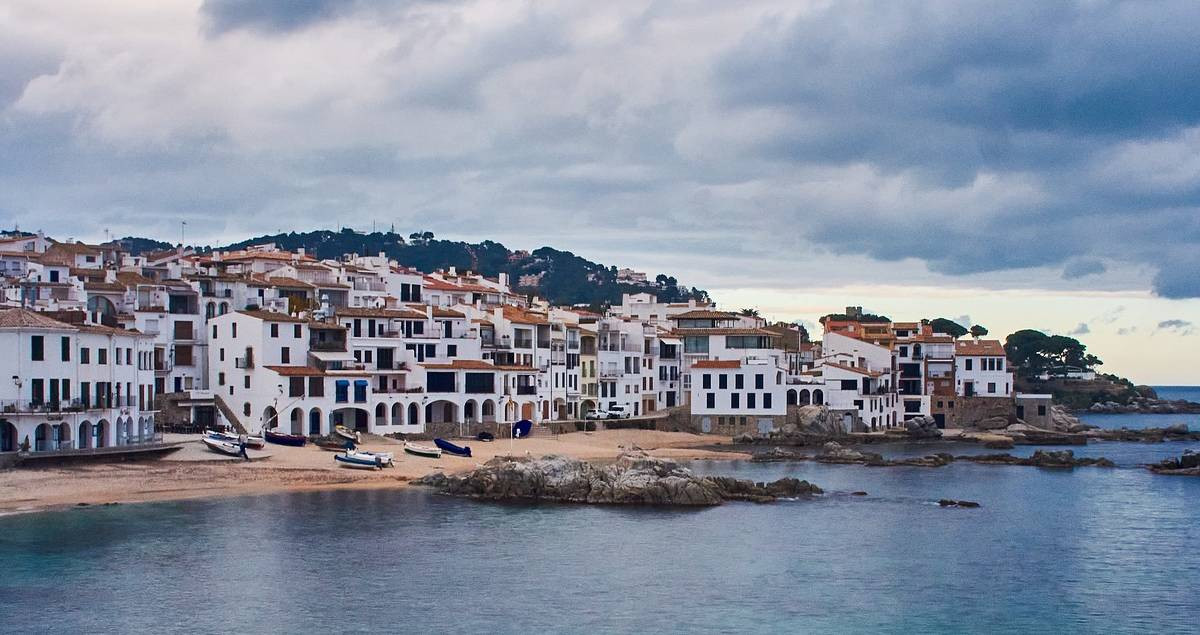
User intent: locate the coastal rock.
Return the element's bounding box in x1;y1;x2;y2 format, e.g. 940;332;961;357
732;433;757;445
1050;405;1084;432
958;450;1114;468
416;452;822;506
763;406;848;445
1009;429;1088;445
817;442;880;464
1164;423;1190;435
904;415;943;439
938;499;981;508
984;438;1015;450
750;447;806;463
976;416;1011;431
1148;450;1200;475
1085;427;1200;443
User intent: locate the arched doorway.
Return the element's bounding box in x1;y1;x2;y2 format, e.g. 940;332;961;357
35;423;51;452
95;420;108;448
580;400;596;418
481;399;496;423
520;402;534;421
77;421;92;449
408;403;420;427
289;408;304;435
0;419;16;452
308;408;323;435
463;400;477;422
787;389;797;406
391;402;404;426
813;389;824;406
425;401;458;424
262;406;279;431
56;422;72;449
505;401;517;422
205;302;216;320
332;408;369;432
553;398;566;420
799;390;811;405
541;401;549;420
374;403;387;428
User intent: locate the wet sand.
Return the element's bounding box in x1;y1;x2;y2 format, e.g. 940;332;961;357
0;430;743;515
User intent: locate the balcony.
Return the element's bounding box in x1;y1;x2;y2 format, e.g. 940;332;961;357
235;356;253;369
599;368;622;378
352;280;387;292
1;399;93;414
515;385;537;395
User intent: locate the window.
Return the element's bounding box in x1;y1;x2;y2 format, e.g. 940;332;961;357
702;374;711;389
98;348;107;364
719;374;728;389
218;372;225;386
447;345;457;357
289;377;304;397
61;337;70;362
965;358;973;371
763;393;772;409
840;379;856;390
747;393;756;409
81;348;90;364
730;393;740;409
244;375;250;389
294;324;302;338
998;359;1005;371
755;374;764;390
281;347;290;364
270;323;279;337
30;335;43;361
243;403;251;417
309;377;324;397
30;378;44;404
232;323;237;338
175;345;193;366
1037;405;1047;416
219;348;225;362
353;380;367;403
706;393;715;408
987;382;996;394
212;324;218;339
735;374;744;389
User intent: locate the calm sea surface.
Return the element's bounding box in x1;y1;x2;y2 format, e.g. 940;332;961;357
1078;385;1200;430
1;388;1198;634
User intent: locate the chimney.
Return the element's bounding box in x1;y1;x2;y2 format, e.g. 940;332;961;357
449;266;457;276
426;305;433;322
499;272;509;288
296;247;305;257
494;307;503;324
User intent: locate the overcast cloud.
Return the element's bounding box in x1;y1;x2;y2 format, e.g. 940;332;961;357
1;0;1199;298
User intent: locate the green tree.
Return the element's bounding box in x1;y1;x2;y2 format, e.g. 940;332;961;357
969;324;989;338
930;317;969;338
739;308;760;317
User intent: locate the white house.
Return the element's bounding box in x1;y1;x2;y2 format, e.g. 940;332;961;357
0;308;156;454
688;359;786;434
955;339;1013;397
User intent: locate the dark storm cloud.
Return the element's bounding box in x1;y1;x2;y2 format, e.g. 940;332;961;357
3;0;1200;298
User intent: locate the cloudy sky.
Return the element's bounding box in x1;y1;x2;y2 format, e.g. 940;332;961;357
2;0;1197;383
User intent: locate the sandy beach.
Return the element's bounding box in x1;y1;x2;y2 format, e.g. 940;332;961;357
0;430;743;515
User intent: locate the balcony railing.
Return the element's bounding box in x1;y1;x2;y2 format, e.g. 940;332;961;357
515;385;537;395
235;357;253;369
0;398;139;414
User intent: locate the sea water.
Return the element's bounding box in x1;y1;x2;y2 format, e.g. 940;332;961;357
1078;385;1200;430
2;435;1199;634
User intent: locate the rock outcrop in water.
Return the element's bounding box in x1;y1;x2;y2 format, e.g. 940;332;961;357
904;415;943;439
958;450;1114;468
1148;450;1200;475
1084;425;1200;443
1088;399;1200;415
414;452;822;505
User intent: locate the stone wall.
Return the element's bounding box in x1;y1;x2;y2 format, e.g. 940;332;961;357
956;395;1018;429
1014;395;1054;429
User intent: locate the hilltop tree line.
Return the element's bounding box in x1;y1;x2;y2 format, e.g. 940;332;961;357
119;228;709;309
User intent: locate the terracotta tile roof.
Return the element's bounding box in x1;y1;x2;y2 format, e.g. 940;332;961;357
911;334;955;343
76;324;150;338
669;310;739;320
421;276;463;291
237;309;307;323
0;308;74;329
115;271;156;287
692;360;741;369
421;360;497;370
308;320;346;330
407;304;465;319
264;365;327;376
672;327;778;337
955;339;1006;356
500;306;548;324
265;276;315;289
822;362;884;377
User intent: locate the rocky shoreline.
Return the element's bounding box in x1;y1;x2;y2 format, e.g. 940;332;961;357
751;443;1114;469
1086;398;1200;415
1147;450;1200;476
414;452;823;505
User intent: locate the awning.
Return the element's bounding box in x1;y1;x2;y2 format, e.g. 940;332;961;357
309;350;355;362
658;337;682;345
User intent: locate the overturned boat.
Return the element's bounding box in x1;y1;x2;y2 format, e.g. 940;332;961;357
434;438;472;457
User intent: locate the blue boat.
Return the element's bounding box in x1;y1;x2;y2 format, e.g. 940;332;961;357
434;438;472;457
512;420;532;439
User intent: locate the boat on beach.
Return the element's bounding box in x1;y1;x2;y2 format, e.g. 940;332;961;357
404;441;442;458
201;435;245;457
205;429;265;449
315;438;353;452
264;429;307;447
434;438;472;457
334;425;361;443
512;419;533;439
335;449;394;469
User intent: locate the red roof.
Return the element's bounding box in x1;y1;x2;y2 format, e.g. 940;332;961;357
692;360;741;369
955;340;1006;356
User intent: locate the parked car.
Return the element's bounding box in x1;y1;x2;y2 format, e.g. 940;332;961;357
584;409;606;420
605;406;632;420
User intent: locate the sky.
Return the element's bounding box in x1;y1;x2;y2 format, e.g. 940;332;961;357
0;0;1197;384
